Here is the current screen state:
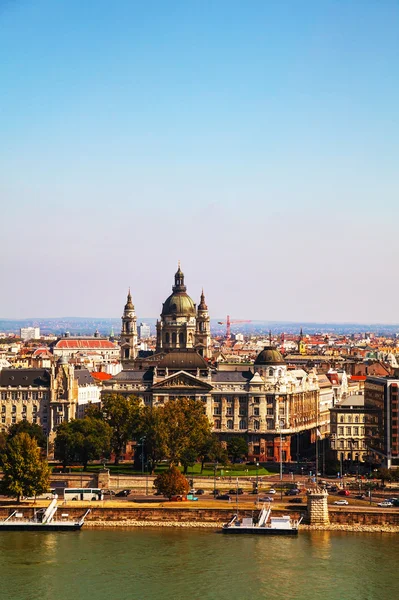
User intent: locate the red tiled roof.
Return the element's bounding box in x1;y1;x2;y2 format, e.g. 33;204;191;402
55;340;117;350
91;371;113;381
350;375;367;381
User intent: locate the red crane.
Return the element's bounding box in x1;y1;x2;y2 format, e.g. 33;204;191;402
218;315;252;340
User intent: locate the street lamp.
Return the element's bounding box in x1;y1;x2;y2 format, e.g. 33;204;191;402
256;461;259;504
213;462;218;496
279;420;284;500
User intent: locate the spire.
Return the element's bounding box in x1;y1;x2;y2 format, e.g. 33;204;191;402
173;262;186;292
124;288;134;310
198;288;208;310
269;330;272;346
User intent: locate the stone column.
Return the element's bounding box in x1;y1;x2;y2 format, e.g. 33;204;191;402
306;488;329;525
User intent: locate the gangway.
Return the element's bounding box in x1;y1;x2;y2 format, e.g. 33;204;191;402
42;498;58;524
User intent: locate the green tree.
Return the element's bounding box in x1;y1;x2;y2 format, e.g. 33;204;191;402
101;394;142;464
201;436;228;471
162;398;212;469
55;417;112;470
153;466;189;499
138;406;168;474
0;433;50;502
8;421;47;449
227;436;248;463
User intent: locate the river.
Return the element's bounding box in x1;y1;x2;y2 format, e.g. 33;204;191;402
0;528;398;600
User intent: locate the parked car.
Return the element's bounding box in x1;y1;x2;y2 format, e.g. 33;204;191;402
216;494;231;501
333;500;349;505
102;489;116;496
229;488;244;495
196;489;205;495
289;498;303;504
268;489;276;495
212;489;220;496
338;489;350;496
355;494;366;500
330;486;338;493
170;495;187;502
259;496;274;502
187;494;198;501
378;501;393;508
115;489;131;497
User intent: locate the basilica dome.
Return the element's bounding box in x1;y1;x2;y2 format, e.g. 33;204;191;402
161;265;196;317
254;346;285;366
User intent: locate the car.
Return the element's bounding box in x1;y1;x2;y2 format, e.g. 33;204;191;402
259;496;274;502
289;498;303;504
170;495;187;502
329;486;338;493
338;489;350;496
355;494;366;500
216;494;231;501
333;500;349;505
378;501;393;508
229;488;244;495
187;494;198;501
268;489;276;495
115;489;131;497
196;489;205;495
102;489;116;496
285;489;300;496
212;489;220;496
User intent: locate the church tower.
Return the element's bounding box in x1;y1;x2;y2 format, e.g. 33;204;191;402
121;290;138;365
195;290;211;359
156;263;197;353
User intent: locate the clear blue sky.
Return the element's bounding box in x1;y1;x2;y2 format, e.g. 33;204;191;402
1;1;398;322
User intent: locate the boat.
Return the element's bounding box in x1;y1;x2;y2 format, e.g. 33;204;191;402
0;498;90;531
222;504;302;535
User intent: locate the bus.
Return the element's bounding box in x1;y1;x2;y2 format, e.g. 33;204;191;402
64;488;103;501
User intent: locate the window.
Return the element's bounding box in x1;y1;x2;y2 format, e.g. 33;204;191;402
347;415;352;423
338;427;344;435
254;407;260;416
254;397;260;404
33;416;37;424
33;405;38;413
1;416;5;424
239;406;247;416
12;405;16;414
43;393;48;401
22;414;27;421
1;392;6;400
214;406;221;416
32;392;38;400
179;333;184;345
339;440;344;449
11;392;18;400
42;416;47;423
12;416;16;424
268;368;274;376
226;419;233;430
22;405;27;413
1;405;5;413
267;419;274;429
267;407;274;416
355;416;359;423
346;427;351;435
354;427;359;435
214;419;221;429
172;333;176;344
340;415;344;423
22;392;28;400
254;420;260;430
239;419;247;430
227;406;233;416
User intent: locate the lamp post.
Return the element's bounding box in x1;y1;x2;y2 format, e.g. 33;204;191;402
256;461;259;504
279;420;284;500
213;462;218;496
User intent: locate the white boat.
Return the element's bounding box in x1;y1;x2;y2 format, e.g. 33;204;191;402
222;504;302;536
0;498;90;531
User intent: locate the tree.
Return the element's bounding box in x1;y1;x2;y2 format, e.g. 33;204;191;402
8;421;47;449
54;417;112;470
0;433;50;502
199;436;228;472
153;466;189;499
162;398;212;469
138;406;168;474
101;394;142;464
227;437;248;463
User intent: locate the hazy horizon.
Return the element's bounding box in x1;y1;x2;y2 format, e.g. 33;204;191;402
1;2;398;322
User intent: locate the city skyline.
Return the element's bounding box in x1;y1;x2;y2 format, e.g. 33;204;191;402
1;2;398;321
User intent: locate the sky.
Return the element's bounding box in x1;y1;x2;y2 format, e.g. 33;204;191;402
1;0;398;322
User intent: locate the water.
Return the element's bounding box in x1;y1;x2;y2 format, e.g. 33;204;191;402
0;529;398;600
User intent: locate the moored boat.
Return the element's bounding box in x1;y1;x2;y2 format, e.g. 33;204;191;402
222;504;302;535
0;498;90;531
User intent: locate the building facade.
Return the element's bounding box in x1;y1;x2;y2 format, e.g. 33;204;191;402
365;376;399;468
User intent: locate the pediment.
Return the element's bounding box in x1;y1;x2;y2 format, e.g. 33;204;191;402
152;370;213;391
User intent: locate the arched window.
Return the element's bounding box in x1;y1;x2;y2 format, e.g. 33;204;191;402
179;333;184;345
214;419;221;429
239;419;247;430
165;332;170;344
172;332;177;344
227;419;233;430
254;420;260;430
124;349;130;359
269;368;274;376
340;415;344;423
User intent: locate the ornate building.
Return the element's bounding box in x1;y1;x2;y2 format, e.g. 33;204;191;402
120;290;138;365
106;265;320;462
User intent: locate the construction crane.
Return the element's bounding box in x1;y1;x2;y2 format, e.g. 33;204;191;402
217;315;252;341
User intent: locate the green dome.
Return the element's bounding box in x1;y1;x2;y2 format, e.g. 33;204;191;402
254;347;285;366
161;292;196;317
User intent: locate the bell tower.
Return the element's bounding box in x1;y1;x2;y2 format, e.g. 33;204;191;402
121;289;138;365
195;290;211;359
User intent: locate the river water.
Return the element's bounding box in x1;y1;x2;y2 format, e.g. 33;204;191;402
0;528;398;600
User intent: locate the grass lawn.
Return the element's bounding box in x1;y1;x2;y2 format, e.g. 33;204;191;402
51;462;278;477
